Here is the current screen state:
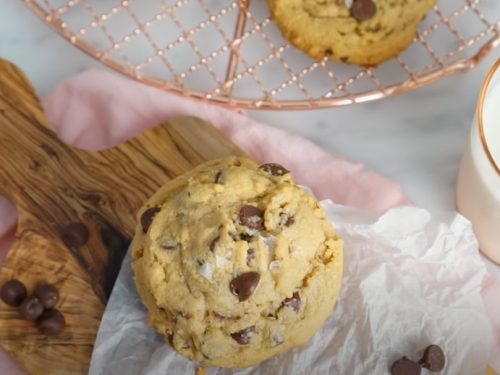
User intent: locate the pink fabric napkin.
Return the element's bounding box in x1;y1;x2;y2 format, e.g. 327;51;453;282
0;69;497;373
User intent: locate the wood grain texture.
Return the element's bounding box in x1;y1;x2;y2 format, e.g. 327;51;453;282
0;59;244;374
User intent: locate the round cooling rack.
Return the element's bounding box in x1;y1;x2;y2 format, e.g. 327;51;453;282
24;0;500;109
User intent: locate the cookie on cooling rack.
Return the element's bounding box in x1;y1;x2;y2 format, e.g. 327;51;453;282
268;0;437;66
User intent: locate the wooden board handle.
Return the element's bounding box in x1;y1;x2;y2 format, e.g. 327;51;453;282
0;59;244;374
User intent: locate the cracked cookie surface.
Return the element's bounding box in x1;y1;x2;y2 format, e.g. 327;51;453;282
132;156;343;368
268;0;437;65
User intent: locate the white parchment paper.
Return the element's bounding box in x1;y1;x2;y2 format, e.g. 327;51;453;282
89;203;493;375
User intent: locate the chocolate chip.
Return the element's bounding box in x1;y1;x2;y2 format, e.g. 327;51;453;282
246;248;256;265
1;280;27;307
141;207;161;233
351;0;376;21
281;291;301;312
167;333;174;346
209;236;220;252
391;357;421;375
214;170;223;184
229;272;260;302
36;309;65;336
19;296;44;321
230;326;255;345
259;163;289;176
238;205;264;230
240;233;254;242
325;48;333;56
285;216;295;227
280;212;295;227
34;284;59;309
61;222;89;249
419;345;445;372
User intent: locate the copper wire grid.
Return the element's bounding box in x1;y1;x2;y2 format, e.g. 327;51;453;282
24;0;500;109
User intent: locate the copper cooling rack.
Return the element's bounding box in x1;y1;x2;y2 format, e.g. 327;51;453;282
24;0;500;109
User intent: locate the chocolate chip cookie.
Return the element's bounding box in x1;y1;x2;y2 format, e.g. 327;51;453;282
268;0;437;65
132;156;343;368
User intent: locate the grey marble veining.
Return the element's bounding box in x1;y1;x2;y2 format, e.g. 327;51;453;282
0;1;499;274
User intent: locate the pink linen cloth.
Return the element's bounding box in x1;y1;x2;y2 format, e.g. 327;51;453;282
0;70;497;373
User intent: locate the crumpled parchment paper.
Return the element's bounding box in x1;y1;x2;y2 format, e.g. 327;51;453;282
89;202;493;375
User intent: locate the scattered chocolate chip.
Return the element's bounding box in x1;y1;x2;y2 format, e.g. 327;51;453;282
1;280;27;307
229;272;260;302
34;284;59;309
19;296;44;321
61;222;89;249
325;48;333;56
285;216;295;227
246;248;256;265
230;326;255;345
280;212;295;227
238;205;264;230
259;163;289;176
214;170;224;184
240;232;254;242
351;0;376;21
419;345;445;372
281;291;301;313
391;357;421;375
36;309;65;336
209;236;220;252
141;207;161;233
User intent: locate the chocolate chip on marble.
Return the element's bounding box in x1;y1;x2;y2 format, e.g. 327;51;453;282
259;163;290;176
281;291;301;313
238;205;264;230
419;345;445;372
1;280;27;307
351;0;376;21
61;222;89;249
19;296;44;321
230;326;255;345
36;309;65;336
391;357;421;375
214;170;224;184
141;207;161;233
209;236;220;252
229;272;260;302
34;284;59;309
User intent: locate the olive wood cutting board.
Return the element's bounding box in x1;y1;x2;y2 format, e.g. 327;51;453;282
0;59;244;374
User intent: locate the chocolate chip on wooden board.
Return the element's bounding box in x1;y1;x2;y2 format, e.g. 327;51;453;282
230;326;255;345
141;207;161;233
36;309;65;336
229;272;260;302
19;296;44;321
1;280;27;307
34;284;59;309
419;345;445;372
61;222;89;249
259;163;290;176
391;357;421;375
351;0;376;21
238;205;264;230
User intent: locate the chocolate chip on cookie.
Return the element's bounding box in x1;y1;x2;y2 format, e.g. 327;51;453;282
280;212;295;227
214;170;224;184
230;326;255;345
141;207;161;233
281;291;301;312
209;236;220;252
1;280;27;307
36;309;65;336
19;296;44;321
419;345;445;372
238;205;264;230
246;248;256;265
259;163;290;176
351;0;376;21
230;272;260;301
391;357;421;375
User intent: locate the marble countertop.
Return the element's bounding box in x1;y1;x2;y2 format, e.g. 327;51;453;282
0;1;499;275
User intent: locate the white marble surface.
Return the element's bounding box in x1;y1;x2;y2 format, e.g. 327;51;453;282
0;2;499;271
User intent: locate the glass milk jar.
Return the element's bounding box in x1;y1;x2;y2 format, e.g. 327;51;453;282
456;59;500;264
